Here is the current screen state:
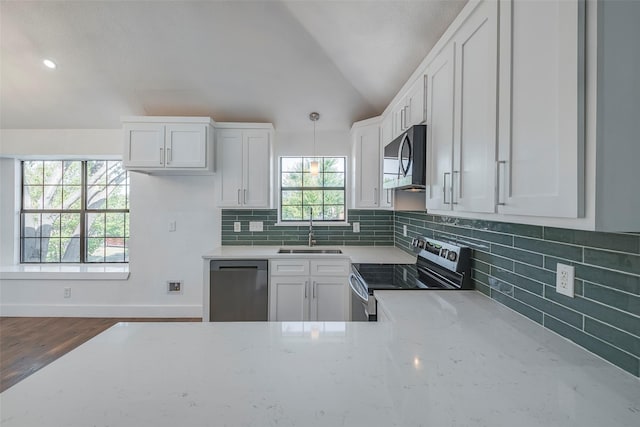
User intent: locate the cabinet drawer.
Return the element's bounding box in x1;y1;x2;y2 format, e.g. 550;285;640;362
310;259;350;276
270;259;310;276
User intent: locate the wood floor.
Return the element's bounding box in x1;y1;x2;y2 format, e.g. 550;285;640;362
0;317;200;393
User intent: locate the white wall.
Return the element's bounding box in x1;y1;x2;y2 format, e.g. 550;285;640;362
0;129;220;317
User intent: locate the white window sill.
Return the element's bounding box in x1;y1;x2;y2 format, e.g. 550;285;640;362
273;222;351;227
0;264;130;280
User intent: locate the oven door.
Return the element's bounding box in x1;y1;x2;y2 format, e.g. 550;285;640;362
348;272;369;321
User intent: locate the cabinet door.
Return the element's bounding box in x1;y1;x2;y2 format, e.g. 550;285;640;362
380;114;394;146
216;129;244;207
425;44;455;211
354;125;380;208
379;116;395;209
165;124;207;168
310;277;347;321
497;0;584;217
123;123;165;168
243;130;270;208
453;0;498;213
269;276;309;321
406;76;427;127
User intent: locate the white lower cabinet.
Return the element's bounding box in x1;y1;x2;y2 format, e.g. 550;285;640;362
269;258;349;321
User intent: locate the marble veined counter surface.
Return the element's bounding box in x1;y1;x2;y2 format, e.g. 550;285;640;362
1;292;638;427
202;245;417;264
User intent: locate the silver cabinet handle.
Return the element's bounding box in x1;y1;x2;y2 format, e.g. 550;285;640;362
404;105;409;128
496;160;507;206
400;108;405;131
374;187;378;205
244;189;247;204
443;172;451;204
237;189;241;205
304;281;308;298
312;281;316;299
166;147;171;165
160;147;164;165
452;170;460;205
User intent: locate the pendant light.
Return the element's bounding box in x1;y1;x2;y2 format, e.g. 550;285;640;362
309;112;320;176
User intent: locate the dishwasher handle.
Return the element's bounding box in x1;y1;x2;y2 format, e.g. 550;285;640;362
210;260;268;271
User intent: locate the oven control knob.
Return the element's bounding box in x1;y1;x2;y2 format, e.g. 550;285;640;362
447;251;457;262
440;249;448;258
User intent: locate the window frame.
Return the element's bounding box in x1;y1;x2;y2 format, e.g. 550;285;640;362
20;160;130;264
278;156;348;224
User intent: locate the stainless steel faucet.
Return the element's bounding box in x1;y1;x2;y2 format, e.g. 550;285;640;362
308;208;316;247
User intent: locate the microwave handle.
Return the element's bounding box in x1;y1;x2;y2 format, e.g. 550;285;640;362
398;134;412;177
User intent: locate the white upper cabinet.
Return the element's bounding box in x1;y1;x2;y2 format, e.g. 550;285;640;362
496;0;584;218
351;119;393;209
406;76;427;129
426;0;498;214
425;44;455;211
216;125;272;208
453;0;498;213
122;117;214;174
391;76;427;140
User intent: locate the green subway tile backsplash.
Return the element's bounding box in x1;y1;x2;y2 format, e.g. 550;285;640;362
221;209;394;247
394;211;640;377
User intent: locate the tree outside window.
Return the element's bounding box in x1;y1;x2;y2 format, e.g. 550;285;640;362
21;160;129;263
280;157;345;222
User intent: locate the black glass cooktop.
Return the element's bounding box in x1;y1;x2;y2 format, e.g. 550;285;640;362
353;263;423;290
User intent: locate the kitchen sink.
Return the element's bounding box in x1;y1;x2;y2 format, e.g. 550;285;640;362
278;248;342;254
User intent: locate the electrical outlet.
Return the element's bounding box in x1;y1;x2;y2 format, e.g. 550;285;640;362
167;281;183;294
353;222;360;233
556;263;575;298
403;225;407;237
234;222;241;232
168;220;176;232
64;287;71;298
249;221;263;232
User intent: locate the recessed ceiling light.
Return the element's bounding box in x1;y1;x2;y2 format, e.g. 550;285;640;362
43;59;57;69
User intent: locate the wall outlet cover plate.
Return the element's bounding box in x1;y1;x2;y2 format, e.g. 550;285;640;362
249;221;263;232
556;263;575;298
234;222;241;232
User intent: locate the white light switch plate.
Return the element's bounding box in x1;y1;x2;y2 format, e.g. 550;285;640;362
234;222;241;232
556;263;575;298
353;222;360;233
168;221;176;232
249;221;263;232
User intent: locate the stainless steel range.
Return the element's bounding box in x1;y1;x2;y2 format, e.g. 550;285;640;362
349;237;472;321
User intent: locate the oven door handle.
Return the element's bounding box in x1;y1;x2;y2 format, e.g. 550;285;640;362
416;266;459;289
349;274;369;303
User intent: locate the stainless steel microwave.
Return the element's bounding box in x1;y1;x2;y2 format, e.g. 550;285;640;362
382;125;427;190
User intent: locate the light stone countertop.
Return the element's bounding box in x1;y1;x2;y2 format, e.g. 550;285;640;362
1;291;638;427
202;245;417;264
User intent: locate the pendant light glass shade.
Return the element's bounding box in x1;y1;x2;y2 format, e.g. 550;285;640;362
310;160;319;176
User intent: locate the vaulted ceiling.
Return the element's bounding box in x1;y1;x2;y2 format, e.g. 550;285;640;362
0;0;467;131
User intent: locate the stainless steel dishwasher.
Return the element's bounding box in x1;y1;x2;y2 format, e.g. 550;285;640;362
209;260;268;321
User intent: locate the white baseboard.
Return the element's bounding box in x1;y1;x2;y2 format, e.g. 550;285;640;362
0;304;202;318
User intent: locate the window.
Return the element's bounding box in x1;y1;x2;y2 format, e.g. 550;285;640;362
20;160;129;263
280;157;346;222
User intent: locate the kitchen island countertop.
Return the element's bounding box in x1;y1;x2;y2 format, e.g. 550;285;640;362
1;292;638;426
